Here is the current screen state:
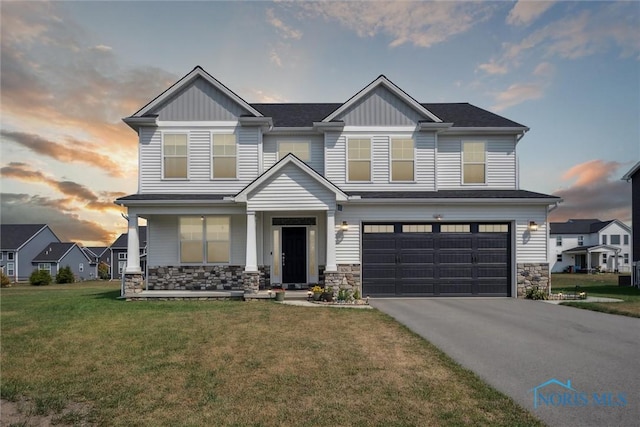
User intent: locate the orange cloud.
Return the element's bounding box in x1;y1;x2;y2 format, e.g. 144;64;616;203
561;159;621;187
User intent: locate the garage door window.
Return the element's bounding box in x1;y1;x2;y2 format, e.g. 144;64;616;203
479;224;508;232
402;224;432;233
441;224;471;233
364;225;394;233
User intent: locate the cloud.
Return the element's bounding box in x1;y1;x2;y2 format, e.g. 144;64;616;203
290;2;496;48
507;1;555;26
269;47;283;67
491;62;555;111
550;160;632;223
0;162;126;213
1;193;120;245
1;131;128;177
266;8;302;40
477;60;508;75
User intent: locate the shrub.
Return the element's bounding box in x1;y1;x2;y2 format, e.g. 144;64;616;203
1;270;11;287
30;269;52;286
525;286;547;300
98;262;110;280
56;265;75;284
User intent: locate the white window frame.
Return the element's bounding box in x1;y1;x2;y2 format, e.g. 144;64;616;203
118;253;127;260
602;235;607;245
7;262;14;276
347;138;372;182
624;253;629;264
79;263;84;273
7;252;14;261
162;132;189;180
211;132;237;179
38;263;51;273
118;261;126;275
556;236;562;247
278;140;310;162
390;138;415;182
179;216;230;264
462;141;487;185
578;236;584;246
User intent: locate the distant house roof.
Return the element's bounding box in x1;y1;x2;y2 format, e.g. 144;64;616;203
32;242;89;262
0;224;54;250
83;246;108;259
110;226;148;249
622;161;640;181
550;219;614;235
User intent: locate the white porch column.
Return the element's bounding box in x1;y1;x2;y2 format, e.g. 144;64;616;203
125;213;141;274
325;210;337;272
614;249;620;273
245;210;258;272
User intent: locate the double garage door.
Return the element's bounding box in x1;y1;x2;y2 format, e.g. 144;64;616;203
362;223;511;297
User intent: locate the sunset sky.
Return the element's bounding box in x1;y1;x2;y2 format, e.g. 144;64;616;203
1;0;638;246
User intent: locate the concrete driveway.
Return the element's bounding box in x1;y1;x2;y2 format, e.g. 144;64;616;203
370;298;639;427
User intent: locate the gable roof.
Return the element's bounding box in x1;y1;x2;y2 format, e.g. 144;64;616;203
321;75;442;123
110;226;148;250
622;161;640;181
32;242;90;263
234;154;348;203
550;219;614;235
1;224;54;250
127;66;263;120
83;246;108;259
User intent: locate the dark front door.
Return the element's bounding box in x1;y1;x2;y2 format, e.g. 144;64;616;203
282;227;306;283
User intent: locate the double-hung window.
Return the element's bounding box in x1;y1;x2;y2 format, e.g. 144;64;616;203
38;263;51;273
347;138;371;182
391;139;414;182
278;141;310;162
462;141;486;184
7;262;15;277
180;216;230;263
611;235;620;245
556;236;562;247
578;236;584;246
163;133;188;179
623;235;629;245
212;134;236;179
602;235;607;245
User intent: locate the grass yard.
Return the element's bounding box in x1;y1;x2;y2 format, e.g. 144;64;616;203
551;273;640;317
1;282;542;426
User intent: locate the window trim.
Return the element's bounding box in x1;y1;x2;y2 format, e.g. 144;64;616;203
118;252;127;260
211;132;237;180
277;140;311;162
611;234;621;245
556;254;563;262
624;253;629;264
38;263;51;273
578;236;584;246
346;137;372;183
7;252;14;261
602;235;607;245
556;236;562;247
623;235;629;245
179;216;231;264
462;140;487;185
7;262;15;276
390;137;415;183
162;132;189;180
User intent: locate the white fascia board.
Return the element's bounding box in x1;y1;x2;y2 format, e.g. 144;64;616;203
156;121;239;128
238;117;273;128
622;161;640;181
323;75;442;123
602;219;632;233
441;127;529;135
345;198;561;206
268;127;320;135
342;126;418;133
115;199;237;207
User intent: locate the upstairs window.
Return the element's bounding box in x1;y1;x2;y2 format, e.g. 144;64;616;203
611;235;620;245
624;235;629;245
212;134;237;179
462;141;486;184
391;139;414;182
578;236;584;246
7;252;14;261
347;138;371;182
556;236;562;247
278;141;310;162
163;133;188;179
602;235;607;245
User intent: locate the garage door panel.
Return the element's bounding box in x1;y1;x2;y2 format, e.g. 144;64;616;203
401;253;434;263
400;237;434;249
439;253;473;264
399;282;436;295
478;236;509;248
439;282;473;294
439;266;473;278
439;237;472;249
476;252;508;263
400;265;435;278
364;253;397;264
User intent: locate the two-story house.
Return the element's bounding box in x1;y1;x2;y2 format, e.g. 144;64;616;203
0;224;61;281
116;66;560;299
548;219;631;273
622;162;639;286
108;227;147;280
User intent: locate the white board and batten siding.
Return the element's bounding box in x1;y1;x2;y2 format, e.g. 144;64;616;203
262;135;325;174
146;214;247;267
324;131;436;191
138;126;260;194
335;204;548;265
246;163;336;211
436;136;517;189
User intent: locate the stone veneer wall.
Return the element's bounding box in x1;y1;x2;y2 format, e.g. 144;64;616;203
123;273;144;298
147;265;270;292
324;264;361;294
516;262;550;298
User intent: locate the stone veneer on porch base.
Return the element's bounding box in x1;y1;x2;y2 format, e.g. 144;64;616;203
324;264;362;294
146;265;270;293
516;262;550;298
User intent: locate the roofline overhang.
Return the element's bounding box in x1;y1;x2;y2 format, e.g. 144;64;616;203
344;197;561;205
115;198;237;207
418;122;453;132
313;121;345;133
238;116;273;129
439;126;530;135
621;161;640;182
123;115;158;131
268;127;320;135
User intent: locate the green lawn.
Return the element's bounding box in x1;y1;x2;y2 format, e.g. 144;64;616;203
551;273;640;317
1;282;543;426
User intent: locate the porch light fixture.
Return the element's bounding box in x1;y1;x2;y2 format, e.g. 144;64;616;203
340;221;349;231
433;214;443;221
529;221;538;231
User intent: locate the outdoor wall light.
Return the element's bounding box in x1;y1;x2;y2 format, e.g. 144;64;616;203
529;221;538;231
340;221;349;231
433;214;443;221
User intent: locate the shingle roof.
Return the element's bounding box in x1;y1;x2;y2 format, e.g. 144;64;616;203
32;242;76;262
550;219;614;235
83;246;108;258
250;102;525;128
1;224;49;250
110;226;148;249
116;194;230;202
349;190;558;199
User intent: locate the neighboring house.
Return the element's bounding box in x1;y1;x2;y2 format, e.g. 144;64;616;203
115;66;560;298
0;224;61;281
622;161;639;286
82;246;110;278
548;219;632;273
32;242;94;281
109;227;147;280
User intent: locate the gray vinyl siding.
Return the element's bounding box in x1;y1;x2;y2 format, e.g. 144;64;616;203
262;135;324;174
336;85;424;126
335;204;548;265
59;247;93;281
139;126;260;194
13;227;60;281
150;76;250;121
436;135;517;189
324;131;437;191
147;214;246;267
246;163;335;211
